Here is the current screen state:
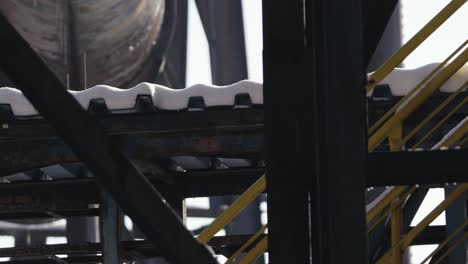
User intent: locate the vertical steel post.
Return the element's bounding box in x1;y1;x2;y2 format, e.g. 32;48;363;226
195;0;248;85
263;0;312;263
305;0;368;263
100;191;122;264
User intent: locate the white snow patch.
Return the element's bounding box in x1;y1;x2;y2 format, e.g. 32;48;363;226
152;80;263;110
0;87;38;116
368;63;468;97
70;82;155;110
0;80;263;116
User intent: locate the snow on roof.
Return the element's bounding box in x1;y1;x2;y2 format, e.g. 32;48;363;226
0;80;263;116
368;63;468;96
1;62;465;117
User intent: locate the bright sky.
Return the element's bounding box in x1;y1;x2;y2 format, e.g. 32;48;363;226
401;0;468;67
187;0;468;85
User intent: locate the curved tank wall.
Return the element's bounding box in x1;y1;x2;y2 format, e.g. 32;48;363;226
0;0;165;90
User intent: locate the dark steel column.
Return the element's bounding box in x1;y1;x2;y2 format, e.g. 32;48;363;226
263;0;311;263
100;191;122;264
306;0;368;263
157;0;187;89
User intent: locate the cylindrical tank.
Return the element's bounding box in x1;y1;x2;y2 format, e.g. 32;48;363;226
0;0;165;90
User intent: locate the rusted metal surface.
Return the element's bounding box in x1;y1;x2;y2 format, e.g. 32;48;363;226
0;0;165;89
0;134;264;177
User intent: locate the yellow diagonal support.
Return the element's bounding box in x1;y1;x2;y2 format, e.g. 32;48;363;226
431;232;468;264
367;186;409;224
368;186;417;233
368;47;468;152
366;0;467;93
419;220;467;264
376;183;468;264
225;225;268;264
198;175;266;243
237;236;268;264
434;118;468;148
412;97;467;149
401;81;468;146
368;39;467;135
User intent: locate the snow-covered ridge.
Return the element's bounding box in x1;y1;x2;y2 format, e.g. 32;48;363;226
0;88;39;116
368;63;468;96
0;80;263;116
0;63;466;117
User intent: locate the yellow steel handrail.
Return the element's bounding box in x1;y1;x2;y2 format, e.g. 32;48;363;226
376;183;468;264
400;81;468;147
368;186;417;233
368;39;468;135
432;117;468;149
366;0;467;93
367;186;409;224
419;219;467;264
368;47;468;152
198;175;266;243
412;97;467;149
225;224;268;264
237;236;268;264
376;123;468;263
431;232;468;264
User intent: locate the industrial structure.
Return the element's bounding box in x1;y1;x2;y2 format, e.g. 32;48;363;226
0;0;466;263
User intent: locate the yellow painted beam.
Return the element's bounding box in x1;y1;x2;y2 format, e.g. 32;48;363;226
368;186;416;233
439;120;468;148
401;81;467;146
419;220;467;264
412;97;467;149
431;232;468;264
225;225;268;264
367;186;408;224
237;236;268;264
376;183;468;264
388;122;403;152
